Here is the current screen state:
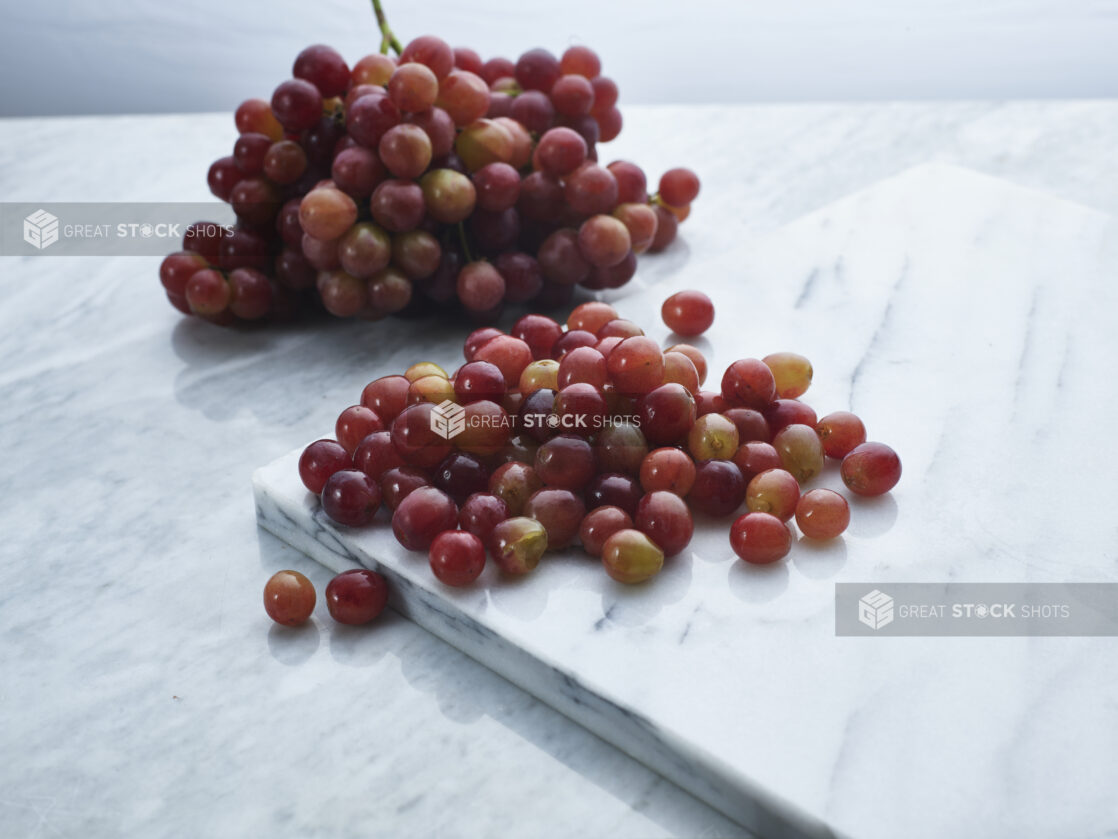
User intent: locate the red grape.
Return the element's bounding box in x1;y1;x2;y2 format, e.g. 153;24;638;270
841;442;902;496
392;486;459;550
796;489;850;539
429;531;486;586
661;290;714;337
263;570;315;626
325;569;388;624
635;490;694;557
730;512;791;564
321;469;381;527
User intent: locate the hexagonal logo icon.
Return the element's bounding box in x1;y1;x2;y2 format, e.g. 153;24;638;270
24;209;60;250
430;399;466;440
858;589;894;630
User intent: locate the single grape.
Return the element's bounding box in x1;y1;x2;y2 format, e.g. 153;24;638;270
516;48;561;91
566;301;618;334
389;62;439;112
518;171;565;223
335;405;385;455
689;459;746;518
474;334;534;387
407;375;456;407
817;411;867;459
347;93;401;148
595;106;622;142
841;442;902;496
730;512;792;564
456;400;513;456
354;431;404;481
723;407;770;443
405;361;448;382
379;124;433;179
429;531;486;586
325;569;389;625
639;447;696;496
659;167;701;207
512;314;563;360
596;318;644;339
535;127;588;176
232;132;271;176
607;161;648;203
773;423;825;483
745;468;800;522
762;352;813;399
639;383;697;446
293;44;349;97
796;489;850;539
590;76;619;112
509;90;556;134
457;261;506;312
721;359;777;410
420;169;477;223
763;399;818;436
230;177;281;227
226;267;271;320
185;268;231;316
579;506;632;557
565;164;619;215
453;47;484;74
612;203;658;254
437;69;491;126
206;156;242;202
380;466;430;510
519;359;560;393
608;336;664;397
263;570;316;626
732;441;783;483
558;346;608;389
390;402;454;468
601;530;664;584
688;413;739;461
464;326;502;361
578;215;631;267
352;53;397;86
481;57;515;85
235;98;283;140
495;252;543;302
538;228;591;286
661;352;701;395
586;473;643;517
316;269;365;318
321;469;382;526
648;205;678;252
392;230;441;279
550;74;595;116
489;461;543;516
454;360;506;404
552;329;599;359
337;222;391;279
535;434;595;490
458;492;510;545
270;79;322;132
662;290;714;337
392;486;459;551
408;107;457;157
635;490;693;557
524;487;585;548
370;179;426;232
299;187;357;241
594;421;648;476
299;439;351;494
490;516;548;574
472;162;521;212
263;140;308;185
361;375;410;421
400;35;455;79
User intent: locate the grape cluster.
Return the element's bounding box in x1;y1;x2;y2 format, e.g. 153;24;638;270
295;297;902;587
159;38;700;326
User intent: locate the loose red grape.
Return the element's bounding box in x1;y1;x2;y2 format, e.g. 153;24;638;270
392;486;459;550
773;423;825;483
796;489;850;539
352;53;396;87
437;69;490;126
535;434;595;490
263;570;316;626
586;472;643;517
688;413;739;461
381;466;430;510
635;491;694;557
595;421;649;475
566;301;619;334
721;359;777;410
488;461;543;516
361;375;411;421
689;460;746;518
516;48;561;92
639;447;696;496
524;487;585;549
354;430;404;481
730;512;792;564
321;469;382;527
578;215;631;267
490;516;548;574
432;452;491;504
817;411;867;459
639;383;697;445
299;439;351;494
565;164;619;215
429;531;486;586
401;35;455;80
608;336;664;396
841;442;902;496
391;402;454;468
335;405;385;456
763;399;818;436
732;441;783;483
389;62;439;112
235;98;283;140
579;506;633;557
325;569;388;624
271;79;322;133
661;290;714;337
458;492;510;544
473;335;533;387
745;468;800;522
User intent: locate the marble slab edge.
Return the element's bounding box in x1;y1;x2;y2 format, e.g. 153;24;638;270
253;450;839;839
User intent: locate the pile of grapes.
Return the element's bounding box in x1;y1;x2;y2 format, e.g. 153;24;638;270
159;32;700;326
274;294;901;611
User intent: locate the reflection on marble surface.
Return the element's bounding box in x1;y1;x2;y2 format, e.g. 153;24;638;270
3;103;1118;838
256;164;1118;839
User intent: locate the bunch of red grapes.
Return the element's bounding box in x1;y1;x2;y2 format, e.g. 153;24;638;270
158;38;700;326
293;295;902;590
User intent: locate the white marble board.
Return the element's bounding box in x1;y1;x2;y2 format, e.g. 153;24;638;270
254;164;1118;839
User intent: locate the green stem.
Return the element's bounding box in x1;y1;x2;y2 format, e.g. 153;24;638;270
371;0;402;55
457;222;474;263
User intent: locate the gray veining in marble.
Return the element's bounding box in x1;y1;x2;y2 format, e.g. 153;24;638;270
3;102;1118;838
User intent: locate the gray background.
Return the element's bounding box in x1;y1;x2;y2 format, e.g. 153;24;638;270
2;0;1117;117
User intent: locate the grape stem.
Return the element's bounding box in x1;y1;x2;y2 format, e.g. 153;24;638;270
457;222;474;263
370;0;402;56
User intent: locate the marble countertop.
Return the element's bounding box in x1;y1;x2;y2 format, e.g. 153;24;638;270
3;101;1117;839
